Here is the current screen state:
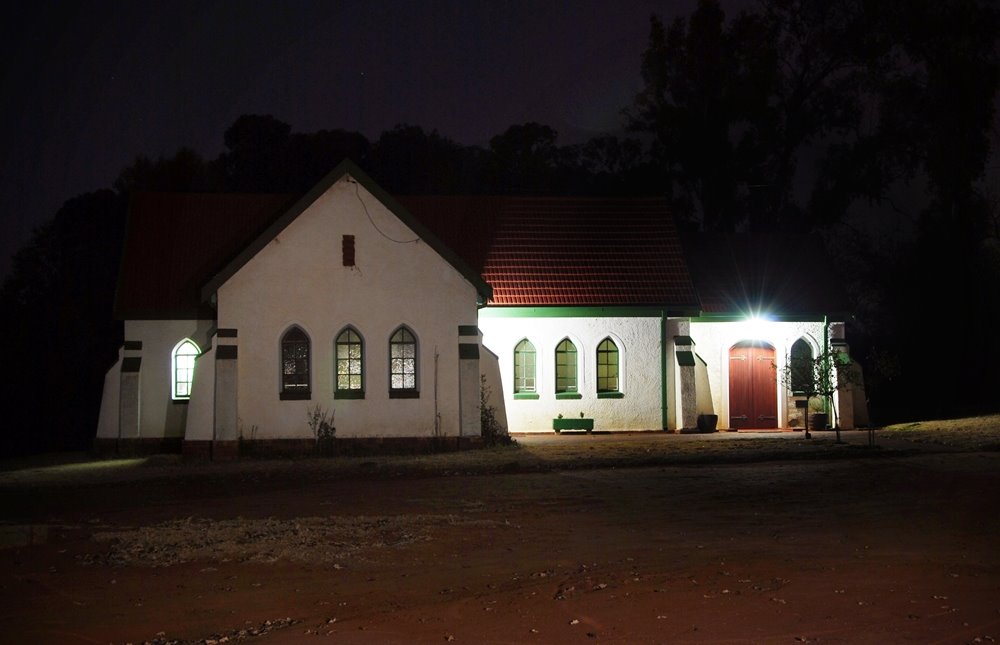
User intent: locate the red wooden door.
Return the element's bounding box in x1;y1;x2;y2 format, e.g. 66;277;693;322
729;341;777;429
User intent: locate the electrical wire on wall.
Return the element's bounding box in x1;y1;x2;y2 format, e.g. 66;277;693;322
348;177;419;244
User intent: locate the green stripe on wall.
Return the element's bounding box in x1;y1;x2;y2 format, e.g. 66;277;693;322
480;306;697;318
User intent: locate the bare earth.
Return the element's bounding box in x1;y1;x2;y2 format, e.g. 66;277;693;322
1;425;999;644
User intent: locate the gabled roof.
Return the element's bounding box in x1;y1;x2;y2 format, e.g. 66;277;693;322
200;160;492;304
114;160;701;319
115;192;297;319
679;233;851;319
397;196;700;310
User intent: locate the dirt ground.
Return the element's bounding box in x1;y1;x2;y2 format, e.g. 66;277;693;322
1;433;999;644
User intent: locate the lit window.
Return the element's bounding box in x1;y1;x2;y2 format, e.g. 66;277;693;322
281;326;310;399
514;339;536;393
555;338;578;393
171;339;200;400
389;326;418;397
790;338;814;394
335;327;364;395
597;338;620;393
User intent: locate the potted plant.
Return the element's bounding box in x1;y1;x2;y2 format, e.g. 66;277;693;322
778;346;857;441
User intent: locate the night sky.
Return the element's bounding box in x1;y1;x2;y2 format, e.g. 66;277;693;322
0;0;728;278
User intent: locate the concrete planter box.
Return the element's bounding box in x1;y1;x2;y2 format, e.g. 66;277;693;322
553;418;594;432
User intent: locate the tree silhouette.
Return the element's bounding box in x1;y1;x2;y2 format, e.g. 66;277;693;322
0;191;126;455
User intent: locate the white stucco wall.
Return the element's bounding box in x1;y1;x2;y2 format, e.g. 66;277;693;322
216;176;481;439
99;319;214;439
480;346;508;432
479;314;665;433
95;347;123;439
689;319;826;430
183;347;216;442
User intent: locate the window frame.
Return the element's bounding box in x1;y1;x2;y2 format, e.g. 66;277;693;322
171;338;200;401
335;326;365;399
555;338;580;398
513;339;539;399
280;326;311;400
789;338;815;395
388;326;419;398
596;337;621;395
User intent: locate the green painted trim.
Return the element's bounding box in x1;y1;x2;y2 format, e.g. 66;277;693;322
691;313;846;323
216;345;238;360
201;159;492;304
459;343;480;359
217;328;238;338
280;389;311;401
597;391;624;399
122;357;141;373
334;389;365;400
389;389;420;399
480;306;698;318
673;335;695;346
553;418;594;431
555;392;582;400
695;352;707;366
660;314;668;431
676;350;695;367
513;393;540;400
123;341;143;351
457;325;479;336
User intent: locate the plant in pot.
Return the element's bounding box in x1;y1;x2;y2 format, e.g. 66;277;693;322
778;345;857;442
808;397;828;431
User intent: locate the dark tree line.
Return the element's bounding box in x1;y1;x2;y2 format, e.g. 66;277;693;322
0;116;652;455
2;0;998;454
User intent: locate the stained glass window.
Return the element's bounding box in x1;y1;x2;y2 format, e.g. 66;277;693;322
389;327;417;396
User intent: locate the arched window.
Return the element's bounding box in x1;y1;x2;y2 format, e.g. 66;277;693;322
280;326;311;399
171;339;200;400
555;338;578;394
389;326;418;398
335;327;364;397
596;338;620;394
513;339;536;394
790;338;814;394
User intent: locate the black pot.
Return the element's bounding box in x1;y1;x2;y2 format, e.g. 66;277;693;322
697;414;719;433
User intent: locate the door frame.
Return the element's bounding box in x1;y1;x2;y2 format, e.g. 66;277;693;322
725;339;781;430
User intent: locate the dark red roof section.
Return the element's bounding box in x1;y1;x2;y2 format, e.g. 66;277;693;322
397;196;700;308
115;192;297;318
679;233;851;317
116;191;700;318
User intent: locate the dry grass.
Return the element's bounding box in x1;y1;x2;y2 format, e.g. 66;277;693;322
79;514;508;568
881;414;1000;450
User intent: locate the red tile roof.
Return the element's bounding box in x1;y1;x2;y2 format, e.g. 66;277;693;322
398;196;700;308
115;190;701;318
115;192;297;318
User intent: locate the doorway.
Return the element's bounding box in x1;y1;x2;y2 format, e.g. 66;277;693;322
729;340;777;429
